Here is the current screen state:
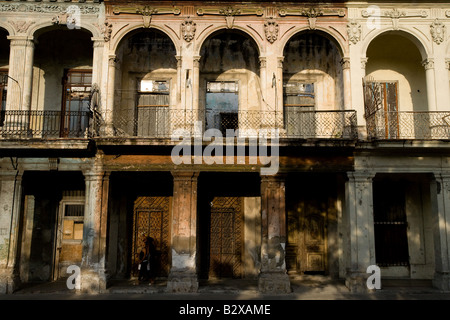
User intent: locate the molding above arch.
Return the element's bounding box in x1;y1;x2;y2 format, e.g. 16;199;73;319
278;26;348;58
110;23;181;56
361;27;430;60
194;25;264;57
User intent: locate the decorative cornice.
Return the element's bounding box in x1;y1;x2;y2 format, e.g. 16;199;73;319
0;3;99;14
361;8;427;30
278;7;345;30
196;6;263;17
196;6;263;29
112;6;181;28
278;7;345;18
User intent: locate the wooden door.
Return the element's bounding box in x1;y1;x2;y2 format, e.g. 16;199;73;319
132;197;171;277
209;197;243;278
54;200;85;280
299;209;328;273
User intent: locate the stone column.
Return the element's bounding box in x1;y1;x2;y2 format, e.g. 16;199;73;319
91;38;105;90
344;171;376;292
102;55;117;136
90;38;105;136
0;170;23;294
340;57;352;111
192;56;201;132
167;171;199;293
175;55;182;106
423;58;437;111
258;174;291;294
275;56;284;129
80;170;109;293
430;172;450;291
5;36;34;112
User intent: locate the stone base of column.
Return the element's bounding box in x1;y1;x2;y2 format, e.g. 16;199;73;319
258;272;291;294
345;272;372;293
0;268;20;294
166;271;198;293
81;270;107;294
432;272;450;291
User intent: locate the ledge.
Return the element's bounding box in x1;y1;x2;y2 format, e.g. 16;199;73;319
0;138;91;150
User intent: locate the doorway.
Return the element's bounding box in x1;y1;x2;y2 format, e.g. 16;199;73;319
209;197;244;279
131;196;172;278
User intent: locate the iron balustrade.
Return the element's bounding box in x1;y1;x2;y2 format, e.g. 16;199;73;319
0;110;91;138
112;107;358;140
366;110;450;140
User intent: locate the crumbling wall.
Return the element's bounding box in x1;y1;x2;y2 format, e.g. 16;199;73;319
199;32;261;112
283;32;344;110
32;29;93;112
115;29;178;135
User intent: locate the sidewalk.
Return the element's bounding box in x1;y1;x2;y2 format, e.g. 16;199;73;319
2;275;450;300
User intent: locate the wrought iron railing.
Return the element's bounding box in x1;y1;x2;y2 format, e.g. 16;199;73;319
112;107;358;139
0;110;91;138
366;111;450;140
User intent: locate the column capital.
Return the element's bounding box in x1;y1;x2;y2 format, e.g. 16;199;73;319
277;56;284;69
175;55;182;68
193;55;201;68
7;36;35;47
340;57;351;70
91;37;105;47
422;58;435;70
347;171;376;182
259;56;267;68
260;173;286;183
361;57;368;70
171;171;199;181
82;170;106;181
0;170;23;181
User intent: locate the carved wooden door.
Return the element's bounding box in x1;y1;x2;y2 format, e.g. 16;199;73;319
299;211;327;273
209;197;243;278
132;197;171;277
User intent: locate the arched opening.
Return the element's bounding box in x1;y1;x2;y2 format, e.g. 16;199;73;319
365;32;431;139
199;30;260;133
282;31;345;138
0;28;9;123
33;27;93;137
113;28;177;137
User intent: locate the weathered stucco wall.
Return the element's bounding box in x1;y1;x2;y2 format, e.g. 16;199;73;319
32;29;93;112
199;32;261;112
115;29;178;135
283;32;344;111
366;34;428;112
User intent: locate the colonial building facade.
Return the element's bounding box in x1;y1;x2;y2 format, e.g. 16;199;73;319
1;0;450;294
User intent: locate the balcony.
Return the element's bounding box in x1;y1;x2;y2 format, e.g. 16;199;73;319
365;111;450;140
112;107;358;140
0;110;91;139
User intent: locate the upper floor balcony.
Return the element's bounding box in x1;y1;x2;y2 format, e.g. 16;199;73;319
365;110;450;140
111;107;358;140
0;107;358;141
